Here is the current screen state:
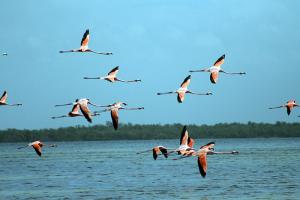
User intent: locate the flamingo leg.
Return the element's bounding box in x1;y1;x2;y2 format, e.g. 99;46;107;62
186;91;212;95
220;70;246;75
120;107;144;111
115;78;142;83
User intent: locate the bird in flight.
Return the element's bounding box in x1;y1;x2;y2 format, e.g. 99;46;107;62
84;66;141;83
52;102;100;120
269;100;299;115
189;54;246;84
17;141;57;157
174;141;238;178
166;126;196;156
136;126;195;159
157;75;212;103
0;91;22;107
59;29;113;55
55;98;104;123
136;146;170;160
94;102;144;130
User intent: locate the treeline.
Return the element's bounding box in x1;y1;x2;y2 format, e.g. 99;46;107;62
0;121;300;142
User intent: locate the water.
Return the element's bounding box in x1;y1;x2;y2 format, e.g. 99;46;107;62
0;138;299;199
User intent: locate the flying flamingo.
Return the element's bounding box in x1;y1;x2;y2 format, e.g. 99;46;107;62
0;91;22;107
17;141;57;157
269;100;299;115
189;54;246;84
173;141;238;178
136;146;170;160
84;66;141;83
94;102;144;130
137;126;195;159
55;98;101;123
167;126;196;156
157;75;212;103
59;29;112;55
52;103;100;120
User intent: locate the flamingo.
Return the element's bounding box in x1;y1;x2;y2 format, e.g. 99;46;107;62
52;103;100;120
17;141;57;157
84;66;141;83
55;98;101;123
0;91;22;107
269;100;299;115
136;126;192;159
157;75;212;103
173;141;238;178
94;102;144;130
136;146;170;160
59;29;112;55
166;126;196;156
189;54;246;84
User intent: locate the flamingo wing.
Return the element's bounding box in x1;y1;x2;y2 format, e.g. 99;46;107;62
111;109;119;130
71;103;80;114
200;142;215;150
198;152;207;178
177;92;185;103
180;75;191;88
80;29;90;47
0;91;7;103
210;72;219;84
152;147;159;160
79;102;92;123
159;147;168;158
32;143;42;157
180;126;189;145
108;66;119;76
287;106;291;115
213;54;225;67
187;137;195;148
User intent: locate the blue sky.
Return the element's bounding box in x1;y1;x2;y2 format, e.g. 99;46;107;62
0;0;300;129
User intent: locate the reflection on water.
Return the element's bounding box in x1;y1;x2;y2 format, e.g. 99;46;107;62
0;138;299;199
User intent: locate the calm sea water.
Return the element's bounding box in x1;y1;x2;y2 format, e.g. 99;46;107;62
0;138;299;199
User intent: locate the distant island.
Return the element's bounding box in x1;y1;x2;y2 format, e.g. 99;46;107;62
0;121;299;142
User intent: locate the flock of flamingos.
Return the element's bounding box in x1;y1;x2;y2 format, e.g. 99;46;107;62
1;29;299;178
